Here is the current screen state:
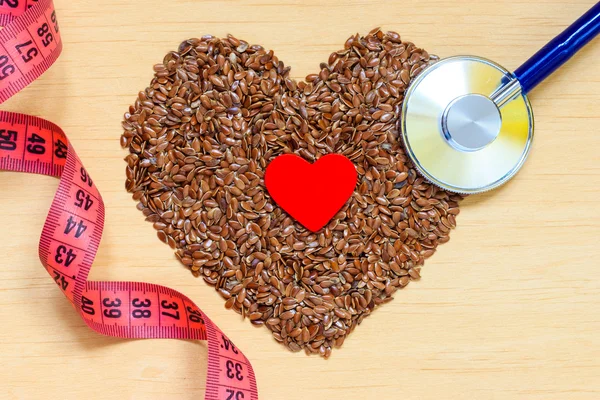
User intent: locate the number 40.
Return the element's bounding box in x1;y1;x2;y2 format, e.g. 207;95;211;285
226;389;244;400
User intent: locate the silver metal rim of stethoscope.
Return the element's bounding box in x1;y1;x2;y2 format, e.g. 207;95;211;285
400;55;535;194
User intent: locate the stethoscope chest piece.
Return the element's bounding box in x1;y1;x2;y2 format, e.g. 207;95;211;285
400;56;534;194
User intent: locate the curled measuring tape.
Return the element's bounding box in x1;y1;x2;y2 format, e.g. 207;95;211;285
0;1;259;399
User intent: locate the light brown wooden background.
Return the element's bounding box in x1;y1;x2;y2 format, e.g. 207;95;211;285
1;0;599;399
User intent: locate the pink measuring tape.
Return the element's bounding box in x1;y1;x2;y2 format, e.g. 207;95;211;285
0;1;259;398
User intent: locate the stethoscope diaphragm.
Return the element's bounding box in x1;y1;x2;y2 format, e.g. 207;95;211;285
400;56;533;194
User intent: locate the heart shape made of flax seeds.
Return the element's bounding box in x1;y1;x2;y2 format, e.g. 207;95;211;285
121;28;462;358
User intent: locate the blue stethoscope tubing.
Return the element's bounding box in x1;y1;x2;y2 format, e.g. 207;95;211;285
514;2;600;94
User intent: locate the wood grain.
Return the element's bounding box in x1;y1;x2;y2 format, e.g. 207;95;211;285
1;0;599;399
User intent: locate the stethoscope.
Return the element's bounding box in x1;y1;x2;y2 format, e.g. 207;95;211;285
400;2;600;194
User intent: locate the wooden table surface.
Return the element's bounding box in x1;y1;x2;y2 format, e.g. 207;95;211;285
1;0;599;399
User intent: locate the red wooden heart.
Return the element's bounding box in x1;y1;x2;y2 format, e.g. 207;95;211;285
265;154;357;232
